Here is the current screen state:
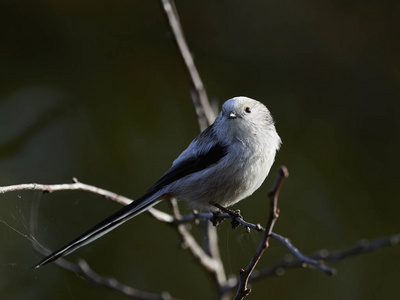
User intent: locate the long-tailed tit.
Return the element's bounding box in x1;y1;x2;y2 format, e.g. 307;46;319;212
34;96;281;268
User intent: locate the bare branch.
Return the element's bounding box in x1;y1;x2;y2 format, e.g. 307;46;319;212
167;199;224;276
0;178;133;206
166;200;228;299
161;0;216;129
234;166;289;300
77;260;177;300
31;242;178;300
270;232;335;275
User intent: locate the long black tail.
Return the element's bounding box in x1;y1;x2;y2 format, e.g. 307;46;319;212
33;194;160;269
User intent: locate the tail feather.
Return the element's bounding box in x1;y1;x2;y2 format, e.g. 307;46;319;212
33;194;160;269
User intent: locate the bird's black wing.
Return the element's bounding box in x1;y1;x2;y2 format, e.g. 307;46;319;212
146;142;229;196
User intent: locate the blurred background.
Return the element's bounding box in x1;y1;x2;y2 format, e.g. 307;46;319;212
1;0;399;299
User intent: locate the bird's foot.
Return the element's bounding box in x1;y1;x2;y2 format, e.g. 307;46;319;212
209;201;243;229
211;210;225;226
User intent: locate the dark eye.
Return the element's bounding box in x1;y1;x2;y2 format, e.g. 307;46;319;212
245;106;251;113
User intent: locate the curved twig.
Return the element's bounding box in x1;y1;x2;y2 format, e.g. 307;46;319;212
234;166;289;299
161;0;216;130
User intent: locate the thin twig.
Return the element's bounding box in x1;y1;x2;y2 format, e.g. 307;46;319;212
167;200;228;298
161;0;216;129
234;166;289;300
270;232;335;275
0;178;133;206
167;199;223;275
77;259;177;300
31;242;178;300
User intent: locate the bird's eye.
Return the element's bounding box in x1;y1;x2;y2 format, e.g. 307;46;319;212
245;106;251;113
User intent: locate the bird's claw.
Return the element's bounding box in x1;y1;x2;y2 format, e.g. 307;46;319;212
211;211;224;226
229;209;243;229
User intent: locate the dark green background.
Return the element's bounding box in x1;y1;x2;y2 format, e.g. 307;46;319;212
1;1;399;299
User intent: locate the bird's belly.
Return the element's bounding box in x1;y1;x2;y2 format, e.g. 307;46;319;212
171;153;272;211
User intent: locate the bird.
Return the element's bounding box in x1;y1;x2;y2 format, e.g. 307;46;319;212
33;96;281;269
